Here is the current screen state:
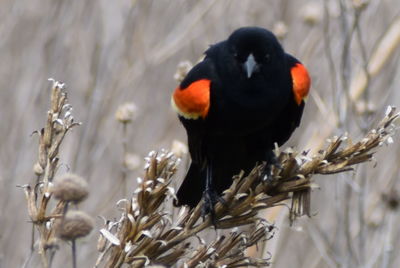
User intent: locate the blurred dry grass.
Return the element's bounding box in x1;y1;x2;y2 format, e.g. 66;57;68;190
1;0;400;267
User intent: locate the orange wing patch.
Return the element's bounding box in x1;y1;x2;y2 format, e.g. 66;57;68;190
291;63;311;105
171;79;211;119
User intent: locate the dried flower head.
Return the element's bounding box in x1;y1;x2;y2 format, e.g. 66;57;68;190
115;102;138;124
33;162;44;176
352;0;369;11
170;139;188;158
123;152;141;171
355;100;376;116
52;173;89;203
273;21;288;40
174;61;193;83
382;189;399;210
95;107;398;267
56;210;94;241
301;2;322;25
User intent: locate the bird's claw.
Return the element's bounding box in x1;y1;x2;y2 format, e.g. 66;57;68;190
263;153;282;181
201;188;225;227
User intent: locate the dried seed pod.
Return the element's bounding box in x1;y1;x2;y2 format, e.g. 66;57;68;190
273;21;288;39
170;140;188;158
33;162;44;176
52;173;89;203
124;153;141;171
301;2;322;25
352;0;369;11
174;61;193;83
382;189;400;211
56;210;94;240
97;232;108;252
115;102;138;124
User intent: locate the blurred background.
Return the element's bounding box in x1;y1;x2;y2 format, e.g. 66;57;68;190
1;0;400;267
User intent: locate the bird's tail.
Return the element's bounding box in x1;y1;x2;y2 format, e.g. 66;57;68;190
174;163;204;208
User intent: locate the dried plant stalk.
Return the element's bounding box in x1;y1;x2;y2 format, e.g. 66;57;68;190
20;79;82;268
350;16;400;102
96;107;398;267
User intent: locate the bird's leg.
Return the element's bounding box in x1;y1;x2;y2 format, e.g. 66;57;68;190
201;161;223;226
202;162;215;221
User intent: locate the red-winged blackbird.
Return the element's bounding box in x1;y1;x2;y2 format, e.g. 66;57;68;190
171;27;311;215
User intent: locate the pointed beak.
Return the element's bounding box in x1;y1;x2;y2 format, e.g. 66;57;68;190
244;54;257;78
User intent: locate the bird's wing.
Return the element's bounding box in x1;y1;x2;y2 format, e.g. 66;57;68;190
286;54;311;108
171;58;217;167
270;54;311;146
286;54;311;127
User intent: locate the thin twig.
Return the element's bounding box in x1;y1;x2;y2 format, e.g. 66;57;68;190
72;240;77;268
121;122;128;196
322;1;339;117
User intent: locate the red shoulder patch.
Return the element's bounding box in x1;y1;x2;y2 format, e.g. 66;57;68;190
291;63;311;105
171;79;211;119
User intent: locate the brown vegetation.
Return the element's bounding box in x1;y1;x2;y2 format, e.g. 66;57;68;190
1;1;400;267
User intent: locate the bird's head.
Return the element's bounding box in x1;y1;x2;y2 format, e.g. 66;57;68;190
227;27;284;79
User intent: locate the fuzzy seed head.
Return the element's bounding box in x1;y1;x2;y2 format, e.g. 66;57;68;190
355;100;376;115
124;153;141;171
174;61;193;83
170;140;188;158
56;210;94;240
301;2;322;25
382;190;399;211
52;173;89;202
115;102;138;124
352;0;369;11
273;21;288;39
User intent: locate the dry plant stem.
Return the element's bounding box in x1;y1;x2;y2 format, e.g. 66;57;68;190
323;0;339;116
49;249;56;268
354;10;370;110
344;173;358;265
72;239;77;268
339;0;351;100
122;122;128;196
306;222;338;268
350;15;400;102
381;212;395;268
336;5;373;266
354;8;373;261
338;0;366;128
357;166;367;265
21;79;81;268
30;222;35;251
96;107;398;267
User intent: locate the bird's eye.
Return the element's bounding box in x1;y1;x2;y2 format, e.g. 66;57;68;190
265;54;271;62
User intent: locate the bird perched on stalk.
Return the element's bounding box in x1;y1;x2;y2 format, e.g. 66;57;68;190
171;27;311;219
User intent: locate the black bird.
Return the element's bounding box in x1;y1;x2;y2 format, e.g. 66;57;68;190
171;27;311;216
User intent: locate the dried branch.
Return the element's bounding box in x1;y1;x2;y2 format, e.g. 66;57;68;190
20;79;92;268
96;106;398;267
349;15;400;102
